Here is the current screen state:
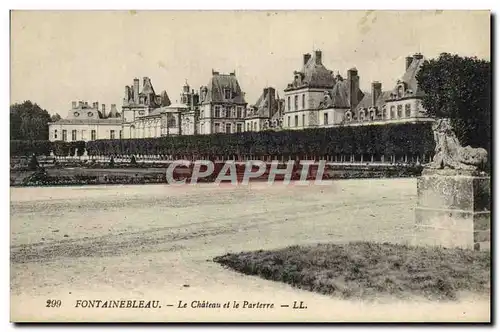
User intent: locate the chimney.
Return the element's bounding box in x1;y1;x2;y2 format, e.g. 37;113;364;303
124;86;130;102
102;104;106;117
347;68;360;109
212;69;219;75
133;78;140;103
267;87;276;117
371;81;382;107
303;53;311;65
143;77;149;87
95;101;99;110
78;101;84;107
314;50;322;65
84;101;88;107
405;56;413;70
72;101;77;109
110;104;117;117
230;71;235;76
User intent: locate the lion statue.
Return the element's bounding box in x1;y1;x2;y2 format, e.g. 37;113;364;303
428;118;488;171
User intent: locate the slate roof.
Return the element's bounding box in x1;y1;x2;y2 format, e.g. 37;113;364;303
285;51;335;91
51;118;123;125
392;54;426;98
355;90;392;111
302;55;335;89
201;72;246;104
141;77;156;96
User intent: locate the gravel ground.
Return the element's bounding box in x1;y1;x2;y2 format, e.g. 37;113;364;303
10;179;490;322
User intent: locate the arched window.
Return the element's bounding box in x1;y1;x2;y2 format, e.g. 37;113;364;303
405;104;411;117
397;85;404;98
302;94;305;109
390;106;395;119
294;95;298;110
345;111;352;121
397;105;403;118
359;110;365;121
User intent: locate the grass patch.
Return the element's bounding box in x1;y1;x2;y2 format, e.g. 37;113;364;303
213;242;490;301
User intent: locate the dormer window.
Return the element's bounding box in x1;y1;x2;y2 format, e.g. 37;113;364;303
224;89;231;100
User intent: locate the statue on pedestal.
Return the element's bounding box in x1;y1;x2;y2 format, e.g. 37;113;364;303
427;118;487;171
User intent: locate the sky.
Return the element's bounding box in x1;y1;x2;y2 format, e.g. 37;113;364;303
10;10;490;116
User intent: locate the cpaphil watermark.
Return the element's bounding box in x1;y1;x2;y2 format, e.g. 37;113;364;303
165;160;332;186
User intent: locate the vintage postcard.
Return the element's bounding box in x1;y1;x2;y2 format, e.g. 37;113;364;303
10;10;491;323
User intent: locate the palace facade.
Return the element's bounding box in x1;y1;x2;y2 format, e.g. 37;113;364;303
48;51;433;142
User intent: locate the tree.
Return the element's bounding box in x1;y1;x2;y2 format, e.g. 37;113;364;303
416;53;491;153
10;101;51;140
50;113;62;122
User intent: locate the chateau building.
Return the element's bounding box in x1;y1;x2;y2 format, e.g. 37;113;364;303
48;51;433;141
48;101;123;142
49;77;199;141
198;70;247;135
245;87;284;132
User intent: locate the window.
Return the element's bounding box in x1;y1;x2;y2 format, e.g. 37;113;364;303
71;130;77;141
287;97;291;111
214;123;220;133
54;130;58;139
302;94;305;109
62;130;67;141
324;113;328;125
91;130;96;140
302;114;306;127
237;107;242;118
359;111;365;121
390;106;395;119
81;130;86;141
119;130;123;139
294;115;298;127
247;123;250;131
294;95;298;110
214;106;221;118
287;116;291;127
237;123;242;133
167;114;176;127
226;123;231;133
405;104;411;117
224;89;231;100
110;130;115;139
398;86;404;98
397;105;403;118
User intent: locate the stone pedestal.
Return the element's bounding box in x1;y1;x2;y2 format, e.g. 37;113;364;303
414;168;490;251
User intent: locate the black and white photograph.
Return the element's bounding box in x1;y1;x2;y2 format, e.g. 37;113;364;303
8;10;491;323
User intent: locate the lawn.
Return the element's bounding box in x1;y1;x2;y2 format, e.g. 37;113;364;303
214;242;490;301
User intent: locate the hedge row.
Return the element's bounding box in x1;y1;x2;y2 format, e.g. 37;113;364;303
10;140;86;157
10;123;435;158
86;123;435;157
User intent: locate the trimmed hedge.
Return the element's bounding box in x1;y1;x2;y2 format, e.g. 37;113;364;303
10;123;435;158
85;123;435;158
10;140;86;157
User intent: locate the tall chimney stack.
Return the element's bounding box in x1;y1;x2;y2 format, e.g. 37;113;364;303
95;101;99;110
110;104;117;117
314;50;322;65
102;104;106;118
371;81;382;107
303;53;311;65
347;68;360;109
133;78;140;104
405;56;413;70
